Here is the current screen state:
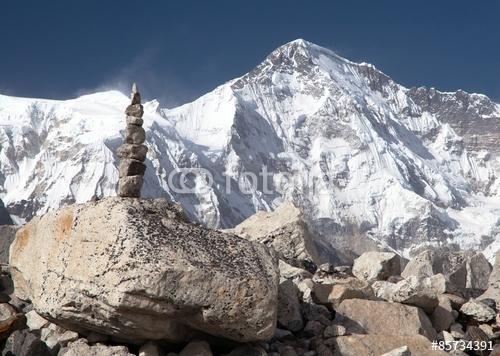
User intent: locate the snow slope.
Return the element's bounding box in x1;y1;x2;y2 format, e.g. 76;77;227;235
1;39;499;261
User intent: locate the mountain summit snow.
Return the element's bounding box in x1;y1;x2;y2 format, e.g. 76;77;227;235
0;39;499;261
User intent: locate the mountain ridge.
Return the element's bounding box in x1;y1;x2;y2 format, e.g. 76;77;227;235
1;39;499;262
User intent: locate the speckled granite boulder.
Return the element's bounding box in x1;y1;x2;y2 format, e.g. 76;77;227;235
9;198;279;343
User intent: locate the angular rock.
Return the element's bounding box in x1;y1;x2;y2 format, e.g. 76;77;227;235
403;249;492;295
229;201;320;271
59;339;134;356
431;295;455;332
312;277;373;308
277;279;304;332
179;340;212;356
118;158;146;178
0;225;19;264
126;116;144;126
117;144;148;162
117;175;143;197
460;299;496;322
479;250;500;308
25;310;49;331
302;302;332;325
9;198;279;343
371;280;397;300
2;329;52;356
450;323;465;339
466;253;492;291
278;260;312;281
352;251;402;282
125;104;144;117
331;334;446;356
389;276;439;313
335;299;437;340
323;324;346;337
124;125;146;144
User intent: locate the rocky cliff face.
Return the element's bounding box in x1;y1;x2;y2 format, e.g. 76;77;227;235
0;39;499;260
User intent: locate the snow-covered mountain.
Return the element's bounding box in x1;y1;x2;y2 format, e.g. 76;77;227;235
1;39;499;261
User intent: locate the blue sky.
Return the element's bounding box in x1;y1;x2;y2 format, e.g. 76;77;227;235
1;1;499;106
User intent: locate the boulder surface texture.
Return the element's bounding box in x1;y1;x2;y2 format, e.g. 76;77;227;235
9;197;279;343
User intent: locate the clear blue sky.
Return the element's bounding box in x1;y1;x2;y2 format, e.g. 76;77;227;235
1;0;499;106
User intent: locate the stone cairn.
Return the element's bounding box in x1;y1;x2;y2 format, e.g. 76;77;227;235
117;83;148;197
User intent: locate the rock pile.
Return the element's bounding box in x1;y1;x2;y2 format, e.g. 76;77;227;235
117;83;148;198
0;199;499;355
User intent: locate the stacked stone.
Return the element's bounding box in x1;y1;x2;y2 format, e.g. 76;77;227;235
117;83;148;198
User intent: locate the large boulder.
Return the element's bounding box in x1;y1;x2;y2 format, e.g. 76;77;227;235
402;249;492;295
389;276;439;313
331;334;446;356
9;198;279;343
334;299;437;340
352;251;402;282
479;251;500;308
312;276;373;308
228;201;320;270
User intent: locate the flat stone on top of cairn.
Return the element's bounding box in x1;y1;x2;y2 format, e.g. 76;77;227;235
117;83;148;198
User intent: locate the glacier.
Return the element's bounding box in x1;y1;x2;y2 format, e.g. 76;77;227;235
0;39;499;262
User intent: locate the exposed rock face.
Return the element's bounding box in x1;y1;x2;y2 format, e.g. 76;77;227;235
388;276;439;313
228;202;320;270
117;83;148;198
460;299;496;322
352;251;402;282
479;251;500;306
334;298;437;340
0;225;19;264
312;276;373;308
402;249;492;295
9;197;279;343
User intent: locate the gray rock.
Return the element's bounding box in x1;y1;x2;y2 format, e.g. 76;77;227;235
450;323;465;339
303;320;325;337
124;124;146;144
228;201;320;270
323;324;346;337
352;251;402;282
389;276;439;313
302;302;332;325
126;116;144;126
335;298;437;340
125;104;144;117
58;339;134;356
118;158;146;178
179;340;212;356
431;295;455;332
403;249;492;295
479;250;500;308
2;329;52;356
9;198;279;343
313;276;373;308
117;144;148;162
117;175;143;197
0;225;19;264
277;279;304;332
26;310;49;331
460;299;496;322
